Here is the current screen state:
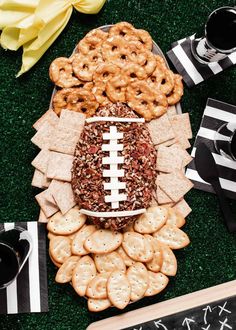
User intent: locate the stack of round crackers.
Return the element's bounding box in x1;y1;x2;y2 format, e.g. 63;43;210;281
49;22;183;121
48;205;190;311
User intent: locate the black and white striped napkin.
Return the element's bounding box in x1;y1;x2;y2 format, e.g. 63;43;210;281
0;222;48;314
167;35;236;88
186;98;236;200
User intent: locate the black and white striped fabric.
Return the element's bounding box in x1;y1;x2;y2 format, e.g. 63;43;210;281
186;98;236;200
0;222;48;314
167;35;236;87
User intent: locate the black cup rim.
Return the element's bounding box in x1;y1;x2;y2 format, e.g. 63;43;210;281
0;242;19;289
205;6;236;53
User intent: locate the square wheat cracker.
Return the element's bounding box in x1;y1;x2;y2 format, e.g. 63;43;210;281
50;181;76;215
156;185;173;204
35;189;59;217
59;110;86;132
169;113;192;139
156;145;183;173
31;149;51;173
156;145;192;172
31;169;51;189
33;109;59;131
46;152;73;182
38;209;48;223
50;126;81;155
158;170;194;202
172;199;192;218
147;114;175;145
31;121;55;149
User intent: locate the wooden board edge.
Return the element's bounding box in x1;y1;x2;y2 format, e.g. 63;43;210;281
87;279;236;330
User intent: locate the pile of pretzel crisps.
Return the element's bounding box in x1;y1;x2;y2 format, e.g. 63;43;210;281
49;22;183;121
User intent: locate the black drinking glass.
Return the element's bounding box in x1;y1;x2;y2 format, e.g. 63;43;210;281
191;6;236;64
214;122;236;161
0;226;32;289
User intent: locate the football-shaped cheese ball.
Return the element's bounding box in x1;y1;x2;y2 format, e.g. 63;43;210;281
72;103;157;230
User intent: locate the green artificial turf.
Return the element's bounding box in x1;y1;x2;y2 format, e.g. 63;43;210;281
0;0;236;329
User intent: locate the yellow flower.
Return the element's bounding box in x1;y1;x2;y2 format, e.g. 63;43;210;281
0;0;106;76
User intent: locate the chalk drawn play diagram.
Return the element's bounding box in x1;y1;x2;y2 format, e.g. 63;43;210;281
123;296;236;330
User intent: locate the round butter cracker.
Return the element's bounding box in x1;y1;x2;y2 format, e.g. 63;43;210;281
72;225;98;256
134;206;168;234
47;206;86;235
86;272;110;299
94;252;126;273
122;232;153;262
49;236;71;264
153;224;190;249
55;256;80;283
84;229;123;254
88;298;111;312
166;208;186;228
144;271;169;296
72;255;97;296
107;270;131;309
160;243;177;276
127;262;149;301
145;235;163;273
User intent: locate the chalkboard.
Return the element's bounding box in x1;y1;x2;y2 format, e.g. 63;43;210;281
123;295;236;330
87;280;236;330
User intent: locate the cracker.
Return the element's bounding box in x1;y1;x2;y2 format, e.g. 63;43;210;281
72;225;98;256
50;181;76;215
84;229;123;254
116;246;135;267
72;255;97;296
170;113;192;139
31;121;55;149
107;270;131;309
49;236;71;264
158;170;194;202
47;206;86;235
127;262;149;301
38;209;48;223
49;250;62;268
169;144;192;167
156;145;184;173
166;105;177;117
155;138;177;149
144;271;169;296
59;109;86;132
33;109;59;131
147;114;175;145
31;149;50;173
176;136;191;149
46;152;74;182
86;272;110;299
154;225;190;249
94;252;126;273
49;126;81;155
88;298;111;312
35;189;59;218
122;232;153;263
160;243;177;276
172;199;192;218
166;208;186;228
32;169;51;189
48;232;58;240
155;186;173;204
145;235;163;273
55;256;80;283
134;206;168;234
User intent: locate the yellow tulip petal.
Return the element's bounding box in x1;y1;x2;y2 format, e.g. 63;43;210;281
72;0;106;14
16;7;72;77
